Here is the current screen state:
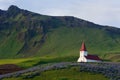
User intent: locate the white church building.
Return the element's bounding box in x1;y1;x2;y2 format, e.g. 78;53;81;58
77;42;102;62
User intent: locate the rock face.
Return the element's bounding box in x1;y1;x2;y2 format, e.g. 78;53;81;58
0;5;120;58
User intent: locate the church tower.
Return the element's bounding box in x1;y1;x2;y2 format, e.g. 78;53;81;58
77;42;88;62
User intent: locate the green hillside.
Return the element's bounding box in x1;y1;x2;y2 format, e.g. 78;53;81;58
0;5;120;61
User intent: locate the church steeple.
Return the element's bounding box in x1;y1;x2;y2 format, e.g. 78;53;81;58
80;42;87;51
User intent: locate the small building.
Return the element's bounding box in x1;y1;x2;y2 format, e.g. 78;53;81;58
77;42;101;62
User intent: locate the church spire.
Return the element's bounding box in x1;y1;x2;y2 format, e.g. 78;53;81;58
80;42;87;51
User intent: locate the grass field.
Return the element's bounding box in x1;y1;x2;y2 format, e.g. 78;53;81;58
0;56;77;68
2;67;109;80
0;53;119;69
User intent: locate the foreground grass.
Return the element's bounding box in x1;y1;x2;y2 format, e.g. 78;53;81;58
3;67;108;80
0;56;77;68
0;58;31;65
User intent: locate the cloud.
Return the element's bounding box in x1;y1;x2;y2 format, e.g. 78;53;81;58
76;0;120;27
35;0;120;27
0;0;17;10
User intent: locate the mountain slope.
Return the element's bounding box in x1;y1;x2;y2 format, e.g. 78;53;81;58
0;5;120;60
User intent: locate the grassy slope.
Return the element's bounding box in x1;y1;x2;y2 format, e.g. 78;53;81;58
36;27;120;61
0;56;78;68
0;31;24;58
0;27;119;67
3;67;108;80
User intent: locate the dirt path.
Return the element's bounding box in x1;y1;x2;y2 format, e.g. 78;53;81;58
0;64;23;75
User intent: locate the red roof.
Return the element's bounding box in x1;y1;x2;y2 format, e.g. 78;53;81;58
85;54;101;61
80;42;87;51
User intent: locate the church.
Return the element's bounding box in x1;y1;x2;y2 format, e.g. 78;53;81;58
77;42;102;62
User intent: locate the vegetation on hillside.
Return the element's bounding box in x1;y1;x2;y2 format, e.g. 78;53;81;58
0;5;120;62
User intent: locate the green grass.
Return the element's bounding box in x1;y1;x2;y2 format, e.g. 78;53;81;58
0;20;120;63
3;67;109;80
0;56;77;68
0;53;119;69
0;19;120;62
36;27;120;59
0;58;34;67
0;25;120;60
103;53;120;62
0;31;24;58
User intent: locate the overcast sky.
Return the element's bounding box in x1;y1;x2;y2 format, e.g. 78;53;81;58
0;0;120;28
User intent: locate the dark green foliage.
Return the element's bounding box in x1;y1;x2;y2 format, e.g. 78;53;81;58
0;5;120;60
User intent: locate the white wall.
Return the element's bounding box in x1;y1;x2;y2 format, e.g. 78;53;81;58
87;59;101;62
77;57;101;62
80;51;88;57
77;57;87;62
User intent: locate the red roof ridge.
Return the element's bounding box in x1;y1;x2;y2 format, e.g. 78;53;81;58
85;54;101;60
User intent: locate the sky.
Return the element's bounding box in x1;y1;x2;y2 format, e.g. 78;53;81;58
0;0;120;28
